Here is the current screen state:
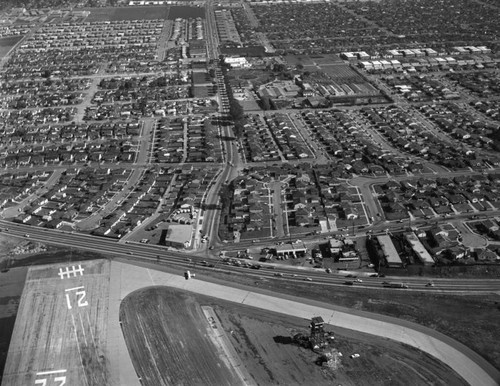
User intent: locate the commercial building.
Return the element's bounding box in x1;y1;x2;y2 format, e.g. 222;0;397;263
161;224;193;249
224;56;250;68
275;243;307;258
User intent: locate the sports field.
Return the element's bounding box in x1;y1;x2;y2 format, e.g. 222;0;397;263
2;260;110;386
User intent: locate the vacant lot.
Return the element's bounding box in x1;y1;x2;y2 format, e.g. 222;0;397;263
85;6;170;22
120;286;466;386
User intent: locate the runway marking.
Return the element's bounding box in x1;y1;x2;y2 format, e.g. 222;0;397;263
147;268;155;285
58;265;84;279
65;286;85;292
35;369;68;384
71;314;90;386
36;370;67;376
65;287;88;310
34;376;66;386
85;312;96;345
79;313;88;346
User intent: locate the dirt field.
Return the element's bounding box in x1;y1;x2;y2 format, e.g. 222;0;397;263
119;287;249;386
213;302;467;386
120;286;466;386
85;6;170;22
201;269;500;372
2;260;110;386
168;6;205;20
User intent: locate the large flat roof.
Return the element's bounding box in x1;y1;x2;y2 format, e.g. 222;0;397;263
165;224;193;243
377;235;402;265
405;233;434;265
275;244;307;254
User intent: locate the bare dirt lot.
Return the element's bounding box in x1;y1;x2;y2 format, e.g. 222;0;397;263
120;287;248;386
120;286;466;386
201;268;500;372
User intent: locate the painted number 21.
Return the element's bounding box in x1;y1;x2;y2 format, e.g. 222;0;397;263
65;287;88;310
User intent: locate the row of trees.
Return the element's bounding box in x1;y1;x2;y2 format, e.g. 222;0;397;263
219;62;246;138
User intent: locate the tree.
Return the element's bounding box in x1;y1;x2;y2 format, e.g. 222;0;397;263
260;96;272;111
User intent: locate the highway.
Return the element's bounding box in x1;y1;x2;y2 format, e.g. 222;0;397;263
2;220;500;293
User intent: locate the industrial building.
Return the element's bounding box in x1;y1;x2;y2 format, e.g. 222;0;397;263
377;235;404;268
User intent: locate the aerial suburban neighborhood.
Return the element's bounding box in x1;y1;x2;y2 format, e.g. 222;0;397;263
0;0;500;385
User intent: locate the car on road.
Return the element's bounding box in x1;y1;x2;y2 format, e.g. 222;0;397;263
304;277;312;281
24;233;30;238
274;272;283;277
425;282;434;287
350;353;360;359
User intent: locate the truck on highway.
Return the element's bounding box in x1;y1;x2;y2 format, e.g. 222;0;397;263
382;282;409;289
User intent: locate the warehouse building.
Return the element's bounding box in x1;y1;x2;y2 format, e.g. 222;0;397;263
377;235;404;268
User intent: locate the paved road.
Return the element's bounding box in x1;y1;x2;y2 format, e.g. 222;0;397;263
3;220;500;292
111;260;500;386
